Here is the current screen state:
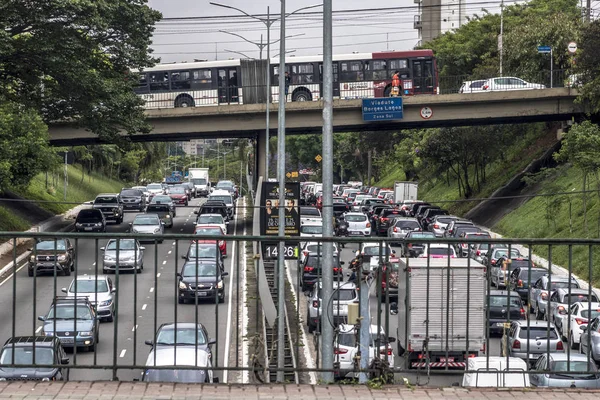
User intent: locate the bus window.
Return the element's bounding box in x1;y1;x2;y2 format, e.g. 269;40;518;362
192;69;213;89
170;71;191;90
135;73;149;94
365;60;388;80
389;59;408;71
339;61;364;82
291;63;315;84
149;72;169;91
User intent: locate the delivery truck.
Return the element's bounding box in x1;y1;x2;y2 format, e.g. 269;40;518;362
395;258;486;368
393;181;418;203
188;168;210;197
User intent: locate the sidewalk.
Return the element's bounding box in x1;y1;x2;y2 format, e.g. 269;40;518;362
1;382;599;400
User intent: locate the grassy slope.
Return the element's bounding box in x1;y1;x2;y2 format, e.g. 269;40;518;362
0;165;127;231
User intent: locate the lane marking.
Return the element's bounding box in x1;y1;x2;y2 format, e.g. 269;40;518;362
0;261;27;287
241;197;250;384
119;349;127;358
172;242;176;246
223;196;242;384
92;262;96;266
180;229;184;232
157;273;161;278
168;251;172;255
142;304;147;310
149;287;154;293
162;260;167;265
132;325;138;332
36;326;42;334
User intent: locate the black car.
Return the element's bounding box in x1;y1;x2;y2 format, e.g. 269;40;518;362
407;202;430;217
197;200;229;222
299;254;343;292
74;209;106;233
487;290;525;335
92;193;123;224
119;188;146;212
177;261;228;304
369;205;391;225
508;266;548;302
181;241;225;272
332;197;350;216
375;208;403;235
0;336;69;381
300;206;321;218
400;231;436;257
146;204;174;228
28;238;75;277
419;208;449;230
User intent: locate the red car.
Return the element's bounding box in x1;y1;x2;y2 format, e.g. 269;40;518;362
194;225;227;256
168;186;189;206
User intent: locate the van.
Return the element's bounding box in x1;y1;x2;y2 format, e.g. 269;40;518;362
462;356;530;388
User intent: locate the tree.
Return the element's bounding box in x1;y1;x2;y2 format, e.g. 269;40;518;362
0;1;162;142
573;20;600;112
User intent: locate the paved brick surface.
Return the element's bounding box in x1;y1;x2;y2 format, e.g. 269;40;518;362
0;383;599;399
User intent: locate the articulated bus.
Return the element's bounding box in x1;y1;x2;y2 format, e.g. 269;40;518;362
134;50;438;109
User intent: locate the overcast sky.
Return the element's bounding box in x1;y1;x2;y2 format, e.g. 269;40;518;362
148;0;506;64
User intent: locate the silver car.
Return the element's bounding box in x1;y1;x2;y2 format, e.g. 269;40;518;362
101;239;145;273
530;275;579;321
62;275;116;322
129;213;165;243
306;282;358;334
387;217;421;242
143;347;215;383
501;320;564;363
530;353;600;388
428;215;459;237
579;316;600;363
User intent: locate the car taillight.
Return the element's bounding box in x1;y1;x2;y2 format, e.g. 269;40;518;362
366;223;371;228
312;300;319;308
303;250;309;257
334;348;348;355
219;240;225;247
304;266;314;272
333;267;341;273
517;279;523;287
407;244;412;248
490;259;496;265
381;217;388;222
433;224;439;229
380;348;393;356
556;341;564;351
512;340;521;350
482;84;489;90
393;227;398;233
541;292;548;300
576;318;587;325
476;250;481;256
520;308;526;317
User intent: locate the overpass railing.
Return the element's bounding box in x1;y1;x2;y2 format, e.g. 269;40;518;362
1;231;600;387
139;69;572;109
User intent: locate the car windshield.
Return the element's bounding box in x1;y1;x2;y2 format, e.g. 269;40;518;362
436;217;456;224
565;294;598;304
35;240;67;251
191;178;207;185
429;247;455;256
144;369;206;383
550;361;597;378
152;196;171;203
550;282;579;290
47;305;93;320
198;215;223;224
301;226;323;234
363;246;390;256
134;216;160;225
146;205;170;213
170;187;186;194
489;296;522;308
194;228;222;236
0;347;55;366
494;249;521;259
318;288;356;301
520;269;547;284
147;184;162;190
301;207;320;216
337;332;387;347
156;327;207;345
95;196;118;204
69;280;109;293
188;245;218;258
209;196;232;203
396;220;420;229
518;327;558;339
216;181;234;188
183;263;218;277
121;189;141;196
306;256;340;268
107;239;137;251
345;215;367;222
581;310;600;319
408;232;435;239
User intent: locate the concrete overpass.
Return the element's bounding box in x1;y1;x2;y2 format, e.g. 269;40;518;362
49;88;584;178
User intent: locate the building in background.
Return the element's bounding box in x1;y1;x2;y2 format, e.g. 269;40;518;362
181;139;204;156
415;0;466;45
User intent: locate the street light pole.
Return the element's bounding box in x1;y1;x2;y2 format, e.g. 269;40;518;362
321;0;335;384
499;0;504;76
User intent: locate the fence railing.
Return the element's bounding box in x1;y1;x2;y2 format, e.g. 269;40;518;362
1;231;600;386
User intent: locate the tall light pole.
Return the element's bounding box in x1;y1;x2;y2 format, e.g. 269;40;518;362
211;2;321;181
321;0;335;384
499;0;504;76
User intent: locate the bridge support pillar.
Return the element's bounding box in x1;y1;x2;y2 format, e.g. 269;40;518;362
257;131;267;185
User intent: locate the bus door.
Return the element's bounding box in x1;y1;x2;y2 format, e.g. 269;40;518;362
412;60;434;94
318;62;340;99
218;68;239;104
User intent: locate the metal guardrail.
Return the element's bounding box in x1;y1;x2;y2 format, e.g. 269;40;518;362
1;232;600;387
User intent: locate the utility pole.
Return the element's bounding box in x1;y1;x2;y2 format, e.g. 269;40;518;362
586;0;591;22
499;0;504;76
358;266;371;384
63;151;68;201
321;0;335;384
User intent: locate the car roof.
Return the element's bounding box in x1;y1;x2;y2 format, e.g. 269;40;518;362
555;288;592;295
198;214;224;218
96;193;118;197
573;301;600;309
547;353;590;361
4;336;58;347
489;290;521;297
158;322;204;330
344;212;367;216
145;347;210;367
72;275;109;281
317;281;356;290
338;324;384;334
514;320;555;327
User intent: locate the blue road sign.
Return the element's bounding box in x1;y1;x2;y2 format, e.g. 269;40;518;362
362;97;403;121
537;46;551;53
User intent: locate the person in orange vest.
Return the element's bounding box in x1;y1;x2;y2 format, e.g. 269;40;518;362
391;70;401;97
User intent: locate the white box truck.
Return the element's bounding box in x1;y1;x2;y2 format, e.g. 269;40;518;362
396;258;486;369
188;168;210;197
393;181;418;203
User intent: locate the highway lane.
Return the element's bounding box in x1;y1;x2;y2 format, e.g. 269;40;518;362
0;196;243;382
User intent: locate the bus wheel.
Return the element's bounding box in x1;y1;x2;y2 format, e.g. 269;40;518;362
292;90;312;102
175;96;195;108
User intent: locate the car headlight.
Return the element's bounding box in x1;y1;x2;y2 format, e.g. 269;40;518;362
105;255;116;262
30;255;35;262
75;223;82;227
217;280;223;289
0;378;6;381
165;215;171;219
44;331;53;337
179;281;187;289
95;223;102;227
58;254;67;262
99;299;112;307
79;331;93;336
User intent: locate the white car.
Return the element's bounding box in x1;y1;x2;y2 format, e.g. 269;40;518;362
343;212;371;236
462;357;530;387
418;243;457;258
334;324;395;380
299;242;339;265
357;242;394;260
62;275;116;322
351;195;372;211
146;183;164;198
559;302;600;347
481;77;545;92
459;79;487;94
300;219;323;248
196;213;227;234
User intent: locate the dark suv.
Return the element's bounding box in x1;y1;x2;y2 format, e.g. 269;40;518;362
299;254;343;292
119;188;146;212
28;238;75;277
0;336;70;381
74;209;106;233
92;194;123;224
39;297;100;352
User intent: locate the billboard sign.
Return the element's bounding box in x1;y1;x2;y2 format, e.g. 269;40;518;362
261;182;300;236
